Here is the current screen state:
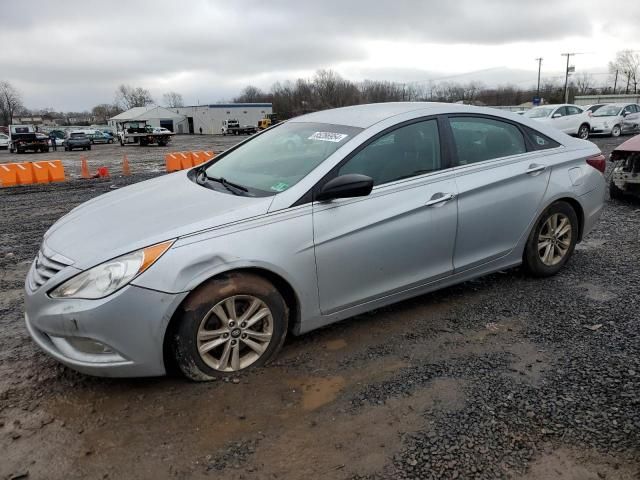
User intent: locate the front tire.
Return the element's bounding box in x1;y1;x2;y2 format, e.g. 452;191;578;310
172;273;288;381
611;125;621;137
578;124;590;140
523;201;578;277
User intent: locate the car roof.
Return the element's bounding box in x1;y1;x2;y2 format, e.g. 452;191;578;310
290;102;470;128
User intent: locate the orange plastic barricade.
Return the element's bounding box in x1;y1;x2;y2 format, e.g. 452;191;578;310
179;152;194;170
32;162;50;184
165;153;181;172
0;163;18;187
47;160;65;182
192;151;215;166
14;162;34;185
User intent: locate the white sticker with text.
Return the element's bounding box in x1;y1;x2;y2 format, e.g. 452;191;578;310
308;132;348;143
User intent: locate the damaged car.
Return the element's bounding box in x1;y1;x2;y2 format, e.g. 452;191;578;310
610;134;640;199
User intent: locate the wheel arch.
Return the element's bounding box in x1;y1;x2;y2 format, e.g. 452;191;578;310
162;266;301;374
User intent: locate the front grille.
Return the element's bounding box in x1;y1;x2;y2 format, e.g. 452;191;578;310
29;248;72;291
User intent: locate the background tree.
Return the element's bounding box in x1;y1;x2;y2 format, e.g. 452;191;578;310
575;73;594;95
609;50;640;94
162;91;184;108
115;84;154;110
91;103;122;123
0;81;24;125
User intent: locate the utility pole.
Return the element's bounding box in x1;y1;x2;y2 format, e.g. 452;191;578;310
535;58;543;99
561;53;574;103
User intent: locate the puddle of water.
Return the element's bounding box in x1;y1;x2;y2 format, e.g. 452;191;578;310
324;338;348;351
290;376;346;411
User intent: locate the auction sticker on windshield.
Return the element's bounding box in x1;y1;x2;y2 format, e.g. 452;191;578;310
308;132;348;142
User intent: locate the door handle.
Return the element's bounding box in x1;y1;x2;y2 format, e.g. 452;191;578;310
426;192;456;207
526;164;546;175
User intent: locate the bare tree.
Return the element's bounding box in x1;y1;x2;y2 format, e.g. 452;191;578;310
0;81;23;125
162;91;184;108
609;50;640;94
115;84;154;110
234;86;269;103
575;73;594;95
92;103;123;123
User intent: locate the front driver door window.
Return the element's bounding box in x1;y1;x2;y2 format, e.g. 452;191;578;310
313;118;458;314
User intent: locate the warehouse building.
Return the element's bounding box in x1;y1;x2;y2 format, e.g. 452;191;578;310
108;106;188;133
175;103;272;134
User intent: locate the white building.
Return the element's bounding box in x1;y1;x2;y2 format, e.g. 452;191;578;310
175;103;272;134
108;106;188;133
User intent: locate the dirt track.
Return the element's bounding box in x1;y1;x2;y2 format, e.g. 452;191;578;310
1;135;639;479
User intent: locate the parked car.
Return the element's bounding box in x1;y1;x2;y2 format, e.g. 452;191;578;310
24;103;605;380
609;133;640;199
153;127;172;134
0;133;9;149
88;131;113;144
523;104;591;139
64;131;91;151
582;104;608;116
589;103;640;137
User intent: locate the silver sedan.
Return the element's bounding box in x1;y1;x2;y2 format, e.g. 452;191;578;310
24;103;606;380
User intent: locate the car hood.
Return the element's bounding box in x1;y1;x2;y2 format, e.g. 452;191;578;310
43;171;273;269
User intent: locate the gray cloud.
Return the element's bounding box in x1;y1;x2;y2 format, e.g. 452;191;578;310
0;0;638;110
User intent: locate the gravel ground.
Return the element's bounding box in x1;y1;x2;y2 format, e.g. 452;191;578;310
1;134;639;480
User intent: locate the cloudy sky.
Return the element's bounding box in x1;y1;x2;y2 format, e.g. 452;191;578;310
2;0;640;111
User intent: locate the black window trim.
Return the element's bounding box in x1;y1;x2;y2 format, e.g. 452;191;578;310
292;114;453;207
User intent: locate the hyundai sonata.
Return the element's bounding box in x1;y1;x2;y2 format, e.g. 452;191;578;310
25;103;606;380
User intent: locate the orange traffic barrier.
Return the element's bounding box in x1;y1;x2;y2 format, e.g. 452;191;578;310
80;157;90;179
14;162;34;184
47;160;65;182
165;152;182;172
0;163;18;187
180;152;193;170
122;154;131;176
32;162;49;184
192;150;215;166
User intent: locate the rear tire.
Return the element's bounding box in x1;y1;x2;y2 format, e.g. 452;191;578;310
610;179;625;200
523;201;578;277
172;273;288;381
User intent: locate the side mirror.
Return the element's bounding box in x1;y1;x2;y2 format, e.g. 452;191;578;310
622;111;629;117
552;113;562;118
317;174;374;202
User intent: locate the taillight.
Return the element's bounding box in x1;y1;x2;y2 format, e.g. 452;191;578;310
586;154;606;173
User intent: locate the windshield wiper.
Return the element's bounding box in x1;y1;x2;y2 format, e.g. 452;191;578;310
198;170;249;195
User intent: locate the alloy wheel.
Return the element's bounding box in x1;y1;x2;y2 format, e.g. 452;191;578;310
537;213;572;266
196;295;273;372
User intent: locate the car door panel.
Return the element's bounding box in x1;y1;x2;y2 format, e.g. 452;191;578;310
453;156;550;270
313;175;458;314
447;115;551;272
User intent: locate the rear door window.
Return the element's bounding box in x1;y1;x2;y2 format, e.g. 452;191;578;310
449;117;526;165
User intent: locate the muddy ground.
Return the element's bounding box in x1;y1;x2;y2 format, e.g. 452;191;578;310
1;134;639;480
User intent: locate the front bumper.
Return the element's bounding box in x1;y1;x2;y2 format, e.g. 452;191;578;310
590;125;612;135
25;282;188;377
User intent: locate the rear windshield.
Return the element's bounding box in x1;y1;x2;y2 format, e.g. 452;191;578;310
70;133;86;138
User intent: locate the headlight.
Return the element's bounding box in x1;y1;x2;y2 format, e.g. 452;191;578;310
50;240;174;299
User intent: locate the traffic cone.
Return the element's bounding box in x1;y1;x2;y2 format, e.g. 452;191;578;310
80;156;90;179
122;154;131;176
97;167;110;178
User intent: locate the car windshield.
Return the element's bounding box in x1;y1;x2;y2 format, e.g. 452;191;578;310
524;107;555;119
593;105;622;117
70;133;85;138
203;122;362;195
